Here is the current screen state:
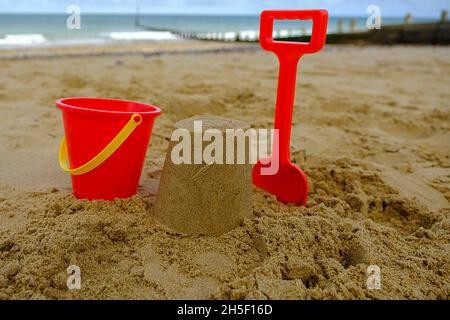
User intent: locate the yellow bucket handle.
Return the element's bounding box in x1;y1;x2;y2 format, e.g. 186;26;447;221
59;113;143;176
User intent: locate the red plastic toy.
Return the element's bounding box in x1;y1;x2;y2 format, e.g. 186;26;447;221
57;97;161;200
252;10;328;205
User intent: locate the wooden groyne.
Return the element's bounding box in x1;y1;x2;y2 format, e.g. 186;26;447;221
283;21;450;45
136;11;450;45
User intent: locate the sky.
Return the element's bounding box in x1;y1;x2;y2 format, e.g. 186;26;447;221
0;0;448;17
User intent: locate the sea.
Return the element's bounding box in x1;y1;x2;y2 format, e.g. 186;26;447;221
0;14;436;49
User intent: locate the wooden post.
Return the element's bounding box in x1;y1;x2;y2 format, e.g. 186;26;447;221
441;10;448;23
350;19;356;32
337;19;344;33
404;13;412;25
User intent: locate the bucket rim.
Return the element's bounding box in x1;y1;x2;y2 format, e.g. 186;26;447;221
56;97;161;116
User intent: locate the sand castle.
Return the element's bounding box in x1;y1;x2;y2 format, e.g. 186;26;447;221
154;115;253;235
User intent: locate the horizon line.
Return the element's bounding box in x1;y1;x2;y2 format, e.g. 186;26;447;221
0;11;440;19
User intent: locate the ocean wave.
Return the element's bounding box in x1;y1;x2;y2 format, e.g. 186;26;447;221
0;34;47;47
0;31;180;49
50;38;109;46
0;28;312;49
107;31;179;41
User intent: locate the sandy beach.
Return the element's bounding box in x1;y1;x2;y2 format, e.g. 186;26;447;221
0;43;449;299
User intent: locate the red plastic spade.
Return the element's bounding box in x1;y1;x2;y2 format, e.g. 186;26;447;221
253;10;328;205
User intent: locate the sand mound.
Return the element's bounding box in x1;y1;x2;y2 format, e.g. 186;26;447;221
1;158;448;299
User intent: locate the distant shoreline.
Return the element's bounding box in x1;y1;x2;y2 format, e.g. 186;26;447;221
0;40;256;60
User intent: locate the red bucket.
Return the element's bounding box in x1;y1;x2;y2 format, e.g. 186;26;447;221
56;97;161;200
